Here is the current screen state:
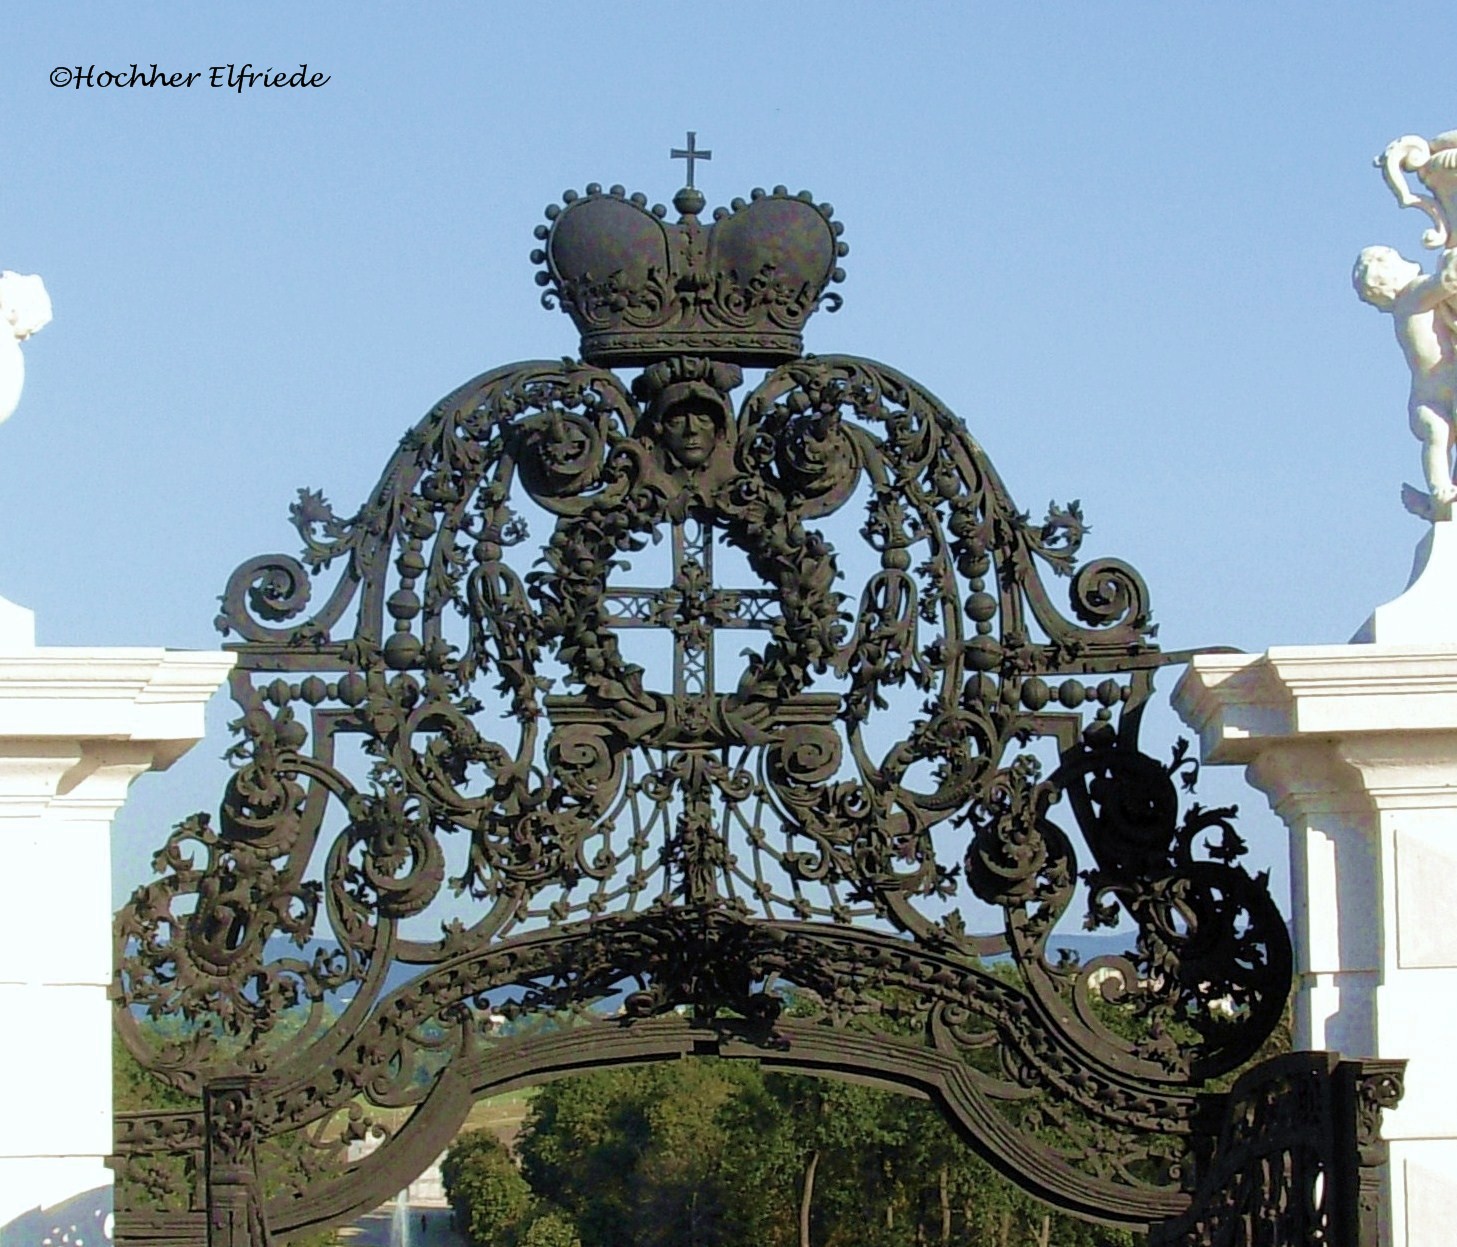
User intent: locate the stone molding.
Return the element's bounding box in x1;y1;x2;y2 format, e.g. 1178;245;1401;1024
1174;646;1457;749
0;649;236;823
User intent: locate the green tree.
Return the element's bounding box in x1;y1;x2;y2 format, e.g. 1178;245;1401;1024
510;1058;1145;1247
515;1067;645;1245
511;1058;1132;1247
442;1129;535;1246
518;1061;772;1247
515;1208;582;1247
114;1032;195;1113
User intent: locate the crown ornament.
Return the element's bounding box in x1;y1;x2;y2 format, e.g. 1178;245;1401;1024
533;181;848;367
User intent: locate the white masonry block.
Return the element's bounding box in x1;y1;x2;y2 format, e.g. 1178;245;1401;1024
0;635;234;1231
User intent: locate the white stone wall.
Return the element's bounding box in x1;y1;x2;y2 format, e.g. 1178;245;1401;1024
0;601;233;1229
345;1139;448;1209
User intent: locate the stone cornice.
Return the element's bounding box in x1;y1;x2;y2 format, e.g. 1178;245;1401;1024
1172;644;1457;764
0;648;235;816
0;648;236;759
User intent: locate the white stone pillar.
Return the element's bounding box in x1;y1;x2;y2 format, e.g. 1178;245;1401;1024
1173;642;1457;1247
0;597;233;1229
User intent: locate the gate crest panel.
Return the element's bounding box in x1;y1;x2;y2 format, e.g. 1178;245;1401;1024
113;176;1398;1247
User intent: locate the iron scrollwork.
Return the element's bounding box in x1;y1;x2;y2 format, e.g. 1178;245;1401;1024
113;176;1390;1247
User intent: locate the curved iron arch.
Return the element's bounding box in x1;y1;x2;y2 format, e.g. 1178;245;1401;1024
112;351;1388;1247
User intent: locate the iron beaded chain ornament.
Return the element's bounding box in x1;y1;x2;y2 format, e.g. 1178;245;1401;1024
111;136;1395;1247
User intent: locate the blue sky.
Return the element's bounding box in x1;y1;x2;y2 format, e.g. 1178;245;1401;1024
3;4;1452;909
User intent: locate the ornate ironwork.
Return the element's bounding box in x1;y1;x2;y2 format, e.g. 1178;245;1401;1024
1145;1054;1407;1247
534;181;845;365
113;176;1399;1247
1341;1059;1406;1247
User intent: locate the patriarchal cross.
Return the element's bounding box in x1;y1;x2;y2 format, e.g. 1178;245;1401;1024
670;130;711;188
601;517;776;698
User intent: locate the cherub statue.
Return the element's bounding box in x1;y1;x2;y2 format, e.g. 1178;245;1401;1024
1353;244;1457;517
0;270;53;426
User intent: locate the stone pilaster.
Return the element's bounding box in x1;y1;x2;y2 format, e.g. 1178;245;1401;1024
1174;645;1457;1247
0;639;234;1229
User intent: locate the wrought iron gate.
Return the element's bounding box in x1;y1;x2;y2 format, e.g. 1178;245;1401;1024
112;172;1402;1247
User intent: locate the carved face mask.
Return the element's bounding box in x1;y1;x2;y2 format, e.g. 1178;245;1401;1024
659;401;719;468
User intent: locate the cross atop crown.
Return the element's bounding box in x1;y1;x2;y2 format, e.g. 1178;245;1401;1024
670;131;712;190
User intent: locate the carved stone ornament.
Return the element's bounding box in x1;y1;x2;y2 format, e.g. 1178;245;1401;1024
113;167;1396;1247
1356;130;1457;520
0;268;52;426
1378;132;1457;252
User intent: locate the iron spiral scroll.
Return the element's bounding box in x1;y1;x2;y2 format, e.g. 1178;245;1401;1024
113;349;1382;1246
